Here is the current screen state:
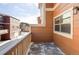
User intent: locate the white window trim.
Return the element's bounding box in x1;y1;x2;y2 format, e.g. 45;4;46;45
53;7;73;39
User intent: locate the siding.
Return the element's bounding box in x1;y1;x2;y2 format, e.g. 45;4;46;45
53;3;79;54
31;11;53;42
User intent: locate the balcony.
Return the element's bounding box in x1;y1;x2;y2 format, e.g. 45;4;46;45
0;3;79;55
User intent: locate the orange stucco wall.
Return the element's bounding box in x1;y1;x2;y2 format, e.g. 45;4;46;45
31;11;53;42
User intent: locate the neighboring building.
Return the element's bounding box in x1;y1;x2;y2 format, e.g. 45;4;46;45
20;22;31;32
0;15;8;40
0;14;21;40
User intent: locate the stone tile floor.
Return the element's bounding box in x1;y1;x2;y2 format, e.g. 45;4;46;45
28;43;64;55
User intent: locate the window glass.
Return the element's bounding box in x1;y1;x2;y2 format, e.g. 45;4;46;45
63;12;71;18
0;24;4;29
55;25;60;31
61;24;71;33
55;17;60;24
0;16;3;22
62;18;71;24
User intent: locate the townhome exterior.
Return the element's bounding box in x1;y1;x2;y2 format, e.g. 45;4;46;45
31;3;79;54
0;14;21;40
1;3;79;55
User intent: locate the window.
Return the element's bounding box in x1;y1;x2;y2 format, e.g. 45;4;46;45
0;16;4;30
61;24;71;33
54;8;73;38
0;16;3;22
0;24;4;29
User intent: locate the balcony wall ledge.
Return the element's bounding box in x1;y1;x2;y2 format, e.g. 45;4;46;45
0;32;31;55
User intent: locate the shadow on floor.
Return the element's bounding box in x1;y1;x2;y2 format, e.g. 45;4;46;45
28;43;64;55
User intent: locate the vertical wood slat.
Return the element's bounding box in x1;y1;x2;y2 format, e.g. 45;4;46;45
5;34;31;55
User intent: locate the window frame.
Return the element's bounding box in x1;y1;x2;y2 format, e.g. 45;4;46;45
53;8;73;39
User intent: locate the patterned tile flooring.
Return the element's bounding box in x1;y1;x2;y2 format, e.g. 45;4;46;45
28;43;64;55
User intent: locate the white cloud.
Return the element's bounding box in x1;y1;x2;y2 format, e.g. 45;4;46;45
13;6;25;12
34;3;39;7
17;15;38;24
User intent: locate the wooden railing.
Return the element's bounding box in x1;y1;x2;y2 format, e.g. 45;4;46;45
5;33;31;55
0;32;31;55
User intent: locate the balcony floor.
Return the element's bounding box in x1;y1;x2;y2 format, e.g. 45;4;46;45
28;43;64;55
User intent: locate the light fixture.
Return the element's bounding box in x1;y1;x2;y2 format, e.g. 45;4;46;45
73;6;79;15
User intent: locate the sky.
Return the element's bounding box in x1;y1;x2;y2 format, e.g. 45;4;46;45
0;3;40;24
